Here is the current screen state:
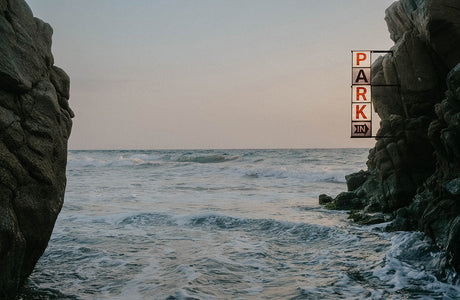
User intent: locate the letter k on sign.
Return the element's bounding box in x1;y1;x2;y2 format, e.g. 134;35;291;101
352;104;370;121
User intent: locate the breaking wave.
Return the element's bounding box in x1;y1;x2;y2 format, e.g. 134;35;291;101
175;154;239;164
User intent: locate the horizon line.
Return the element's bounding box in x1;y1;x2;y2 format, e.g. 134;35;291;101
68;147;372;151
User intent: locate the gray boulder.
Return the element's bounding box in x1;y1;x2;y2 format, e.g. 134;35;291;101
0;0;73;298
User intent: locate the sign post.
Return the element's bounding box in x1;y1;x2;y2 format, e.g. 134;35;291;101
351;51;372;137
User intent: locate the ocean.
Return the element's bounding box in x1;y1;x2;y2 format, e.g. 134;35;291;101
22;149;460;299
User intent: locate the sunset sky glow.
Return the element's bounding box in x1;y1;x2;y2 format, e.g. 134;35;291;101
29;0;396;149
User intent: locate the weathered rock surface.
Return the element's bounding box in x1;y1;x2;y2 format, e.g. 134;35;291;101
0;0;73;298
320;0;460;280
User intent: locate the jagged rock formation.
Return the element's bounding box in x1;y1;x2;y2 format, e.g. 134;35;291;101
321;0;460;280
0;0;73;298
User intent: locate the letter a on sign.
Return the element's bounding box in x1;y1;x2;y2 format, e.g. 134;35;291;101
352;67;371;84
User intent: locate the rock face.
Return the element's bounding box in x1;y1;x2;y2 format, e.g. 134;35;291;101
322;0;460;280
0;0;73;298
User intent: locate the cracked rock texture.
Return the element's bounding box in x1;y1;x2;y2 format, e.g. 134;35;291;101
322;0;460;280
0;0;73;298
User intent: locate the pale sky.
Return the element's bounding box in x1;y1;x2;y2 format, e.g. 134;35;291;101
29;0;396;150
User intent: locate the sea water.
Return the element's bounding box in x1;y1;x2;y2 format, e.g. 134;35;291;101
23;149;460;299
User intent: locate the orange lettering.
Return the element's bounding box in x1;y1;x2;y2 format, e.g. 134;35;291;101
356;87;367;101
356;105;367;119
357;53;366;66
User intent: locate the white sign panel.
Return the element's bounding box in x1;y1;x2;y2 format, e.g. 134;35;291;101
352;85;371;103
352;51;370;68
352;103;371;121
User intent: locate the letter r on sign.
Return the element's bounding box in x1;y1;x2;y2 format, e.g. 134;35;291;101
352;85;371;103
356;87;367;100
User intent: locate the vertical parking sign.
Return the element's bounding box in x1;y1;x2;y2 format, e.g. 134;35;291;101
351;51;372;137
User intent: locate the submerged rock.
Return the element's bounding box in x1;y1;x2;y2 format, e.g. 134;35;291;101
318;194;333;205
320;0;460;279
348;211;391;226
0;0;73;298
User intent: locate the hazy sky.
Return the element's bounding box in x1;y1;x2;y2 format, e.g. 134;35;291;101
29;0;395;150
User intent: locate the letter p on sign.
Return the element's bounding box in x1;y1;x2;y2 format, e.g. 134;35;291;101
352;51;370;68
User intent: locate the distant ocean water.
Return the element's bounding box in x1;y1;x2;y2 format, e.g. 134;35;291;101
22;149;460;299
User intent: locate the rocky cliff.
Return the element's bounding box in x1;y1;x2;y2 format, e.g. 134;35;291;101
0;0;73;298
321;0;460;281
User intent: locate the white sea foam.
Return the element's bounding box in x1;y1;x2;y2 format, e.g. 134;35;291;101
373;231;460;298
238;166;348;182
67;152;162;168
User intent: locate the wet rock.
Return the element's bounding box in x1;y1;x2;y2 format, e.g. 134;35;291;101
333;192;364;210
0;0;53;92
0;0;73;298
318;194;333;205
421;199;460;250
348;210;390;226
447;216;460;272
386;207;416;231
443;178;460;196
345;170;370;192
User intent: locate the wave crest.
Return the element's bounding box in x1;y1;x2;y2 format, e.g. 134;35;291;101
115;212;336;244
240;167;346;183
175;154;239;164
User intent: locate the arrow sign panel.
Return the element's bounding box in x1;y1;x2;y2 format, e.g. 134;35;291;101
351;121;372;137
